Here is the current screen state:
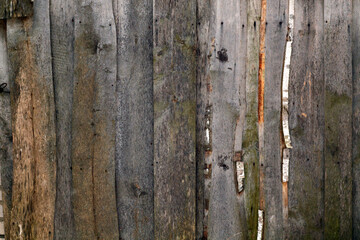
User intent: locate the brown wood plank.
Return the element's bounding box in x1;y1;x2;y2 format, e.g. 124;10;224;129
263;0;287;238
71;0;119;239
287;0;325;238
6;0;56;237
324;0;353;238
0;0;33;19
353;0;360;237
243;0;261;238
112;0;154;239
153;0;197;238
0;20;12;239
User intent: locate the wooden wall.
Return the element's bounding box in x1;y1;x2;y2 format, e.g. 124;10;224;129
0;0;359;239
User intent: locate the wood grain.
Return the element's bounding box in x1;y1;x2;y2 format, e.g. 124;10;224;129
287;0;324;238
153;0;197;238
0;0;33;19
324;0;353;238
7;0;56;237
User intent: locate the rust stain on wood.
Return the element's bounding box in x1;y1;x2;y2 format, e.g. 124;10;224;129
258;0;266;124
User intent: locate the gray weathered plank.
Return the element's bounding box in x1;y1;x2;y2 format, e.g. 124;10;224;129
263;0;287;238
112;0;154;239
0;0;33;19
6;0;56;237
287;0;324;238
153;0;197;238
72;0;119;239
49;0;75;239
324;0;353;238
204;0;247;239
353;0;360;237
243;0;261;238
0;20;12;239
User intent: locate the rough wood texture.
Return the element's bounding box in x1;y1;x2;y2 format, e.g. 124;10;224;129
263;0;287;238
153;0;197;239
49;0;75;239
203;0;247;239
324;0;353;238
287;0;324;238
243;0;260;238
71;0;119;239
0;0;33;19
0;20;12;239
112;1;154;239
353;0;360;237
6;0;56;237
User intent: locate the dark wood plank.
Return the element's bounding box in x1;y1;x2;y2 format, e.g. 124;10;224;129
6;0;56;237
324;0;353;238
243;0;261;238
49;0;75;239
263;0;287;238
0;20;12;239
153;0;197;238
0;0;33;19
72;0;119;239
112;0;154;239
287;0;324;238
353;0;360;237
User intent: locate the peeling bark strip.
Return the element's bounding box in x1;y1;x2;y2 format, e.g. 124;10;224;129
7;0;56;237
72;0;119;239
153;0;197;239
282;149;289;182
256;210;264;240
324;0;352;238
112;0;154;239
281;0;294;149
0;21;12;239
0;0;33;19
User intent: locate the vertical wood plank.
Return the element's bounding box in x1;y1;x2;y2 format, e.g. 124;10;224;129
7;0;56;238
205;0;247;239
72;0;119;239
243;0;261;238
353;0;360;237
112;0;154;239
324;0;352;238
0;0;33;19
49;0;75;238
263;0;287;238
287;0;324;238
0;20;12;239
153;0;197;238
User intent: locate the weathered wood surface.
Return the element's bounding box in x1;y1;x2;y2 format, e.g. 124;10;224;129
113;0;154;239
0;0;33;19
243;0;260;238
0;0;360;239
71;0;119;239
49;0;75;239
0;20;12;239
353;0;360;237
324;0;353;239
153;0;197;239
263;0;287;238
288;0;324;238
6;0;56;238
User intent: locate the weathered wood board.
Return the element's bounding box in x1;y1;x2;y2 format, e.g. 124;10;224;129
288;0;324;238
49;0;75;239
0;0;33;19
113;0;154;239
6;0;56;238
71;0;119;239
324;0;353;238
153;0;197;239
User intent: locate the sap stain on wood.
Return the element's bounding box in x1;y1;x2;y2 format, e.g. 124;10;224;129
0;0;33;19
